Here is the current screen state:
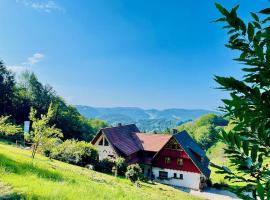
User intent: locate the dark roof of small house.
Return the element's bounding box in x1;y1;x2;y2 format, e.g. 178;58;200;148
135;133;171;152
94;124;142;156
173;131;211;178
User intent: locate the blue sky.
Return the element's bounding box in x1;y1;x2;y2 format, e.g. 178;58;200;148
0;0;268;110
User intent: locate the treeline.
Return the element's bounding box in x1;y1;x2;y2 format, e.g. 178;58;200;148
0;61;107;142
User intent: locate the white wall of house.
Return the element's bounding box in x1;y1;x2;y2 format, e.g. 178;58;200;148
152;167;202;190
94;134;117;160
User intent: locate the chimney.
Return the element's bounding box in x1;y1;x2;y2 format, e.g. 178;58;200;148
172;129;178;134
117;123;122;127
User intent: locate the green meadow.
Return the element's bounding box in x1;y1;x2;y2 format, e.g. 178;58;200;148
0;141;203;200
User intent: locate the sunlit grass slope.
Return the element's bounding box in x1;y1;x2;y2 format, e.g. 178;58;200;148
0;141;203;200
207;141;270;186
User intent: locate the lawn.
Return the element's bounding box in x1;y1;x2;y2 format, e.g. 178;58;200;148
0;141;203;200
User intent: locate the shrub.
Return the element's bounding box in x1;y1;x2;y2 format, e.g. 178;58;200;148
94;157;115;173
51;140;98;167
125;164;142;183
112;157;127;176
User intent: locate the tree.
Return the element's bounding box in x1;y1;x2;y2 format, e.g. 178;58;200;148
87;119;108;134
125;164;142;184
0;61;15;116
0;116;21;136
214;3;270;199
29;103;62;159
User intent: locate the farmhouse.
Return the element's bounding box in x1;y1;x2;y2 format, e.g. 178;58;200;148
91;124;211;190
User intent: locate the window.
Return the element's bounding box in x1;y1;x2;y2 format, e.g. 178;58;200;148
179;174;183;180
98;137;103;146
173;173;177;178
159;171;168;179
165;157;171;164
177;158;184;166
104;138;109;146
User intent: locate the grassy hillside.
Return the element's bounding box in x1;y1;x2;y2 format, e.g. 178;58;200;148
0;141;203;200
176;114;228;150
207;141;270;186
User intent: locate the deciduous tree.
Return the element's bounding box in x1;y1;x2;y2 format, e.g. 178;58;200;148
214;3;270;199
29;103;62;159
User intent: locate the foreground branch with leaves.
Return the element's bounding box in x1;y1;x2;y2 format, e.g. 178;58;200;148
213;3;270;199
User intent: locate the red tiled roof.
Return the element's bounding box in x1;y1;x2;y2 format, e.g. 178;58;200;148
135;133;171;152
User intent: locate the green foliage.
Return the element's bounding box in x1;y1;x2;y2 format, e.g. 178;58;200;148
94;157;115;173
176;114;227;149
52;99;95;141
88;119;108;133
214;3;270;199
125;164;143;183
0;61;15;117
112;157;127;176
51;140;98;167
0;116;22;136
29;103;63;159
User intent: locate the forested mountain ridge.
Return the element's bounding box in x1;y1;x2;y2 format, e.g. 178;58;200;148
76;105;219;132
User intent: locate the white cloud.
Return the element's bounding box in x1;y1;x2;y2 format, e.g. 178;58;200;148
7;52;45;73
26;53;45;66
7;65;28;73
16;0;65;13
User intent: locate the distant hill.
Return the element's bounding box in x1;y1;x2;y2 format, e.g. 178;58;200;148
75;105;219;132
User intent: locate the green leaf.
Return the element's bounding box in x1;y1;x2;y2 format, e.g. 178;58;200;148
212;17;226;23
221;129;229;143
266;44;270;63
228;131;235;146
258;153;264;164
254;44;264;61
215;3;229;16
256;182;265;200
243;140;249;156
252;21;262;29
230;33;240;41
251;12;259;21
251;145;258;163
247;23;254;41
234;133;241;148
259;8;270;14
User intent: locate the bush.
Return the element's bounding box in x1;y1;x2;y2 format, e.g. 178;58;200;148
112;157;127;176
51;140;98;167
125;164;142;183
94;157;115;173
